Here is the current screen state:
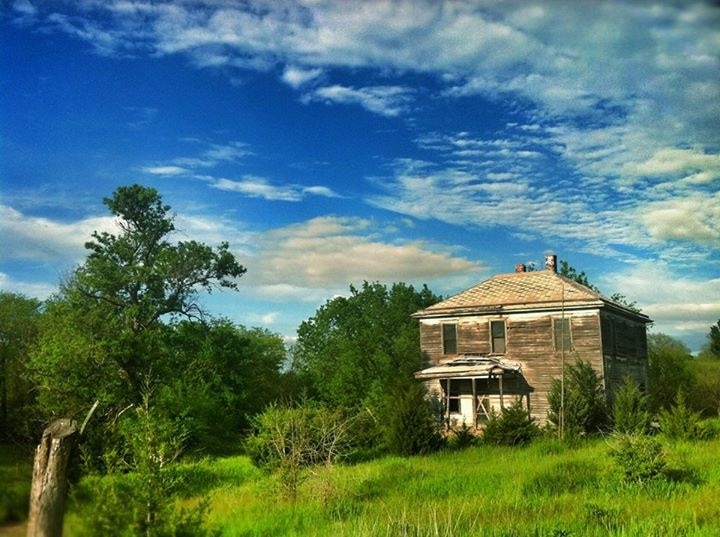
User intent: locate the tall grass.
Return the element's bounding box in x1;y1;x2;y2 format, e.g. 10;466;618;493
5;427;720;536
193;433;720;536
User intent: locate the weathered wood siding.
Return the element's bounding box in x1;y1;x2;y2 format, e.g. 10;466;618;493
418;310;605;424
600;312;649;397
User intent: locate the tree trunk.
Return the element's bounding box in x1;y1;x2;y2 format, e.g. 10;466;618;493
27;419;78;537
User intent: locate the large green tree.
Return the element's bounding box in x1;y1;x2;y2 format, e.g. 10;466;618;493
0;292;42;440
646;332;694;412
160;320;286;451
294;281;441;409
30;185;246;427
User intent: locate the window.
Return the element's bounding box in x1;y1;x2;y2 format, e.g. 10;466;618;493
442;323;457;354
491;320;506;353
553;317;572;352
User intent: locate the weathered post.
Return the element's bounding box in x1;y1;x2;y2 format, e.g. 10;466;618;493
26;419;78;537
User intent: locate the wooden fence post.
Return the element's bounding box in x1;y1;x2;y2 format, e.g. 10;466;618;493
26;419;78;537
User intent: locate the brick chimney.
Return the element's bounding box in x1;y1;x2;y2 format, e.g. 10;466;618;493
515;263;527;273
544;253;557;273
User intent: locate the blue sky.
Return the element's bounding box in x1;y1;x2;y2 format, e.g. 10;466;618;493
1;1;718;352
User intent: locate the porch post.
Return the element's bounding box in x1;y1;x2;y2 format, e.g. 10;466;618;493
498;373;504;409
471;377;477;429
445;378;451;428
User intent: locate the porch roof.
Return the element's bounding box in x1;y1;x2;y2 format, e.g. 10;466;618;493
414;355;522;380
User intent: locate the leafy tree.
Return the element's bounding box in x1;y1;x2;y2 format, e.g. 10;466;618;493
646;333;693;412
29;185;246;450
687;359;720;416
559;260;600;292
294;281;441;409
0;292;42;440
159;320;285;451
701;319;720;359
548;359;609;437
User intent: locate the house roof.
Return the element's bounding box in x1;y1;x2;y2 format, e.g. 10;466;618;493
414;356;522;380
414;269;651;322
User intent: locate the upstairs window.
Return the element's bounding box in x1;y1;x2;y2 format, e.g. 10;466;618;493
554;317;572;352
491;320;506;353
442;323;457;355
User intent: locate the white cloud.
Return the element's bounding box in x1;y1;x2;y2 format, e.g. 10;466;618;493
142;165;188;175
282;65;323;88
0;272;57;300
211;177;341;201
242;215;481;291
212;177;303;201
304;84;413;117
641;193;720;244
601;262;720;351
0;204;118;263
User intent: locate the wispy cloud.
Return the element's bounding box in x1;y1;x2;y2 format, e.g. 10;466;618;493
302;84;414;117
238;215;482;299
282;65;323;88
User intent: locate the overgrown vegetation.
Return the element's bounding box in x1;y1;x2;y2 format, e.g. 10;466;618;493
547;359;609;437
482;400;539;446
55;430;720;536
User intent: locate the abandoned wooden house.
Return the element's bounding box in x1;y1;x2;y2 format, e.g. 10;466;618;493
413;254;652;428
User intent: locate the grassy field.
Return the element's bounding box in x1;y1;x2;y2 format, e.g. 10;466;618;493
4;435;720;536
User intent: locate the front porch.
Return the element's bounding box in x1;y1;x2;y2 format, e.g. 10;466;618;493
415;356;533;430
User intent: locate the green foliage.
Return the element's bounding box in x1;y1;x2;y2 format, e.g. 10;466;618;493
559;260;599;292
647;332;694;412
612;376;650;434
547;359;609;437
294;281;441;409
0;292;42;441
159;320;286;452
482;400;539;446
245;402;351;501
28;185;258;458
706;319;720;358
382;380;444;456
72;389;215;537
449;422;477;449
609;433;667;484
657;390;704;440
687;358;720;415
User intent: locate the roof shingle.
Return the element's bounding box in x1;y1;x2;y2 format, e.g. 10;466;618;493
415;270;609;316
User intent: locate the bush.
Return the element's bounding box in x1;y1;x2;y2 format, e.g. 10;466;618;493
609;433;667;484
382;379;444;456
612;376;650;434
547;359;609;437
449;422;478;449
657;390;704;440
483;400;538;446
245;402;351;501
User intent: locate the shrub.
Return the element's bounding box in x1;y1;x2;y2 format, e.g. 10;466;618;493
483;400;538;446
245;402;351;501
657;390;704;440
609;433;667;484
449;422;477;449
612;376;650;434
382;379;445;456
547;359;609;437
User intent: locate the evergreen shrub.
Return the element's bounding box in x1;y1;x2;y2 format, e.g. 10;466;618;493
609;433;667;484
483;400;538;446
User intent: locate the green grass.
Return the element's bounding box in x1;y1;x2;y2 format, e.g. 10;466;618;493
5;433;720;536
